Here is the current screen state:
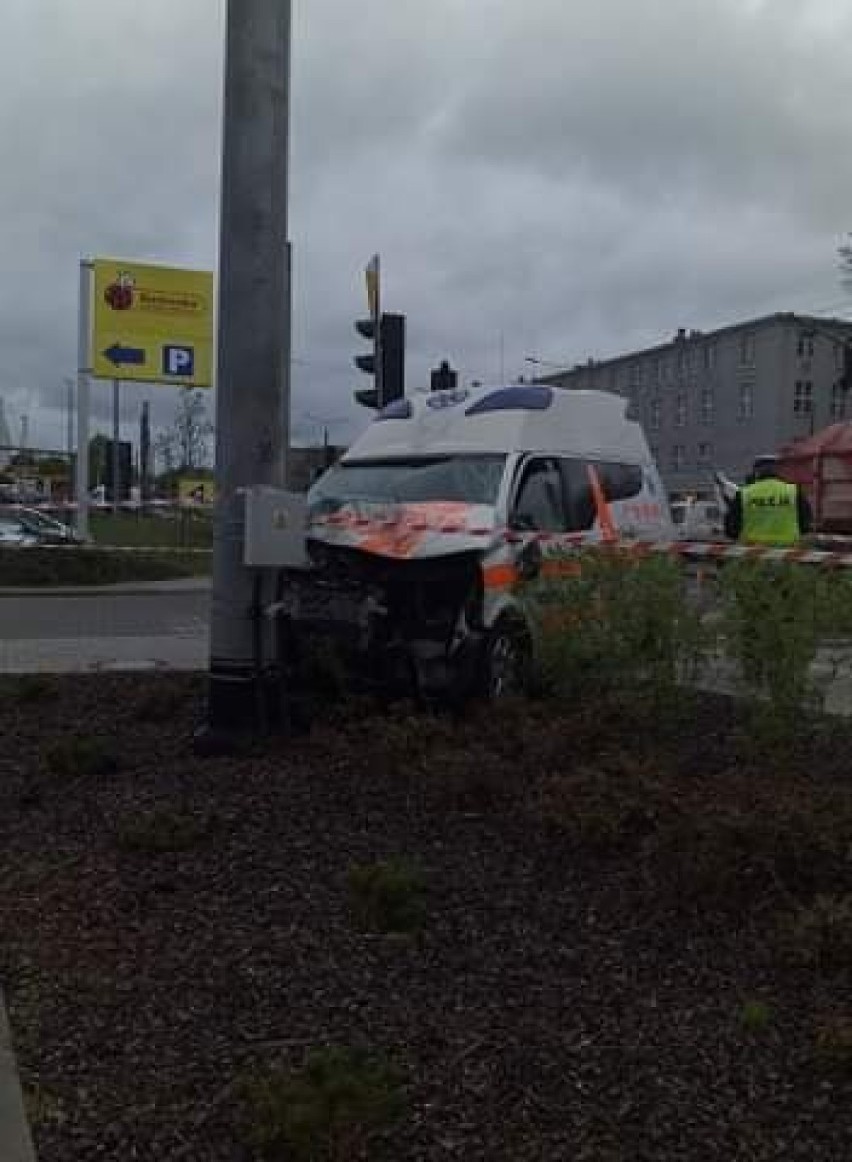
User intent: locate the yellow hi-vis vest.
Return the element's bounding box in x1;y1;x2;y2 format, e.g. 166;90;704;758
741;478;800;546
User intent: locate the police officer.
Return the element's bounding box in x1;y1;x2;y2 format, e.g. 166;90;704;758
724;456;812;546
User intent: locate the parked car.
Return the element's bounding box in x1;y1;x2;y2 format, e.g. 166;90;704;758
0;515;40;547
0;507;82;545
670;498;724;541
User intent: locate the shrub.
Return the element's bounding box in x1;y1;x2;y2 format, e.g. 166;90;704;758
23;1082;66;1129
116;809;211;854
717;562;852;728
243;1046;404;1161
526;550;708;709
347;859;426;935
813;1016;852;1075
784;895;852;974
0;546;209;587
740;1000;773;1034
44;736;118;779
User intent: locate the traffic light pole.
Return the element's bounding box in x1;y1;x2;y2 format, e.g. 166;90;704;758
202;0;292;742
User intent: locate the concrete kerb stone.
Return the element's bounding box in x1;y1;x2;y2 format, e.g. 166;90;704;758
0;577;211;599
0;989;36;1162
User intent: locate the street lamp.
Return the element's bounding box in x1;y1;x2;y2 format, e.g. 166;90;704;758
524;355;573;372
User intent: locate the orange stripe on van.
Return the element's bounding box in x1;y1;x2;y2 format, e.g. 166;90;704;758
587;464;617;543
482;564;519;590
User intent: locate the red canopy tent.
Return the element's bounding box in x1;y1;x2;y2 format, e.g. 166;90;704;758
777;422;852;534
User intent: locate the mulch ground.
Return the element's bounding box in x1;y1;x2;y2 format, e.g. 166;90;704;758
0;675;850;1161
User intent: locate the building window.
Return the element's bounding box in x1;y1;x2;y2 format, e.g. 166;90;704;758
738;381;754;420
835;342;845;372
649;398;661;430
739;332;756;366
687;347;697;375
652;357;662;384
797;333;815;359
700;388;715;425
831;382;846;421
629;361;642;390
698;442;713;465
649;444;660;465
671;445;686;471
794;380;813;415
675;393;687;428
704;342;717;370
677;348;686;376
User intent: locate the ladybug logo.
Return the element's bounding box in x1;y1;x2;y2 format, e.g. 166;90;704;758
104;271;135;311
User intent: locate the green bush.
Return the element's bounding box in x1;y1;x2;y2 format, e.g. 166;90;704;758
347;859;426;935
0;546;209;587
718;562;852;727
243;1046;404;1161
44;736;118;779
813;1017;852;1075
739;1000;773;1035
525;550;708;707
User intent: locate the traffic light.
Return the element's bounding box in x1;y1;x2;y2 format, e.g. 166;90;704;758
380;313;405;407
353;315;380;408
354;313;406;409
430;360;457;392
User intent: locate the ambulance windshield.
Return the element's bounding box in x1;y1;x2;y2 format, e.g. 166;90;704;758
309;455;507;514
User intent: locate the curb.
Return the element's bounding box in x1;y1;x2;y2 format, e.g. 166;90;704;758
0;989;36;1162
0;581;211;598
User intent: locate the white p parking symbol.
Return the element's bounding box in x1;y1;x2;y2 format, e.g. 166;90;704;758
163;345;195;378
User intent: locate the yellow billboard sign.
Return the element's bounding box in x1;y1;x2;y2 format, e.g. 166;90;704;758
91;259;214;387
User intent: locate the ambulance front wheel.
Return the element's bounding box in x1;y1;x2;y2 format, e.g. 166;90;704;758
480;618;532;701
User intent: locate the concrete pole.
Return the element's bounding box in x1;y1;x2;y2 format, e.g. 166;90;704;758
205;0;292;735
75;260;92;541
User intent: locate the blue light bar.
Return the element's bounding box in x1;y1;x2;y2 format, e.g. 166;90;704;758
465;385;554;415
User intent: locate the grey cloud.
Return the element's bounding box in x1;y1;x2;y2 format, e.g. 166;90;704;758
1;0;851;458
437;0;852;226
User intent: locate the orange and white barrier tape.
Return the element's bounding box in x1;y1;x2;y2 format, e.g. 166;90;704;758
310;514;852;569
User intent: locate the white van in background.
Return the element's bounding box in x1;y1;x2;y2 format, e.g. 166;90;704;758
670;497;723;541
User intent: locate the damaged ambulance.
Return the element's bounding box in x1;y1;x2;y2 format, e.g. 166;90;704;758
286;384;673;700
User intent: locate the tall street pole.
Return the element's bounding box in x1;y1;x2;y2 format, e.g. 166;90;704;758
140;400;150;506
204;0;292;738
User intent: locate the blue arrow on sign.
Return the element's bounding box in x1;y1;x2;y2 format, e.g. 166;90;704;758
104;343;145;367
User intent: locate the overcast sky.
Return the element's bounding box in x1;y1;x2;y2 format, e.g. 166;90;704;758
1;0;851;459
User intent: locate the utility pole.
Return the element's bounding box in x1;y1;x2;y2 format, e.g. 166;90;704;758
65;378;74;460
140;401;150;506
203;0;292;739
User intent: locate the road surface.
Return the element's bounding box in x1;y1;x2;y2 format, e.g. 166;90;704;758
0;585;209;673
